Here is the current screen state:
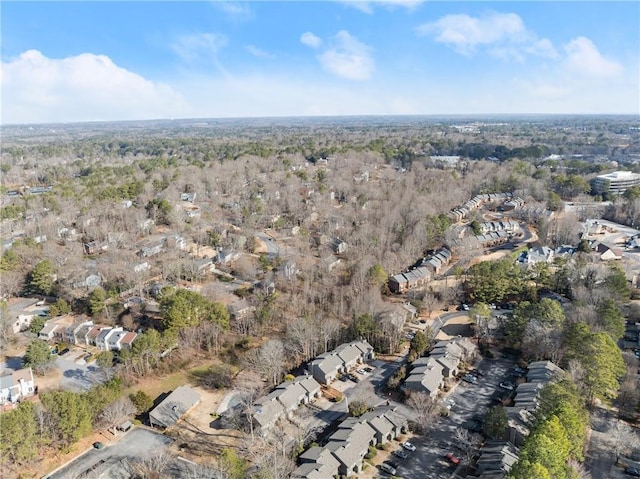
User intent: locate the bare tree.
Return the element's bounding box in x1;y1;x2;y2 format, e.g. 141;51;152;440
245;339;286;387
126;451;172;479
567;458;593;479
405;391;440;435
610;420;640;463
235;372;266;441
98;397;136;434
286;317;319;363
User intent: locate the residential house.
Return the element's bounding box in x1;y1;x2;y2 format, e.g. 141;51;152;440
7;298;48;334
65;320;93;345
293;406;407;478
471;441;520;479
180;192;197;203
274;382;308;416
291;375;322;403
388;266;431;294
293;447;341;479
505;361;564;447
321;255;341;272
594;242;623;261
106;329;136;351
308;340;374;385
0;368;36;405
149;385;201;429
86;326;104;346
227;299;255;322
215;249;241;266
518;246;554;265
327;421;376;476
403;358;444;398
526;360;564;384
138;237;166;258
119;331;138;349
253;393;285;432
38;315;74;342
309;353;344;385
331;238;348;254
359;410;396;444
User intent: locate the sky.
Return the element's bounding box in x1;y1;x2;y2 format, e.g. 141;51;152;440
1;1;639;124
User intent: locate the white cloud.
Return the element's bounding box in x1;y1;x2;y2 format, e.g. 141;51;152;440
418;11;559;63
245;45;275;59
317;30;374;80
341;0;424;14
564;36;623;78
171;33;228;63
418;12;526;55
527;38;558;59
211;2;253;21
300;32;323;49
1;50;190;124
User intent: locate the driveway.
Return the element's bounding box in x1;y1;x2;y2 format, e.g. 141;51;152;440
48;428;175;479
55;357;105;391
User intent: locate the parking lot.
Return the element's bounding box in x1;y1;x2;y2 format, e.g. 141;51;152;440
48;428;177;479
370;356;519;479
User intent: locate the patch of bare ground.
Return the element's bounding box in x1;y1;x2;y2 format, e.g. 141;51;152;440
166;385;246;463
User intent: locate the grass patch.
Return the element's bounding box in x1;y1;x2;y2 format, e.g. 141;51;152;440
124;370;188;399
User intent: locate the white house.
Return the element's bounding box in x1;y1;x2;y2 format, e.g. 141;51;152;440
0;368;36;405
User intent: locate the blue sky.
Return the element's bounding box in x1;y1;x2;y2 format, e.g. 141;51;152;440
2;1;639;124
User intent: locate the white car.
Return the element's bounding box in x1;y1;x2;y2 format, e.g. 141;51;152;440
402;441;416;451
499;382;515;391
356;368;366;375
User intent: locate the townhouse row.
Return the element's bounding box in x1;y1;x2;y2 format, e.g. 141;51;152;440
291;406;408;478
388;247;452;294
38;316;137;352
402;338;477;399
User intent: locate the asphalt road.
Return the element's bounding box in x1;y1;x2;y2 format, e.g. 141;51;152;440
47;428;175;479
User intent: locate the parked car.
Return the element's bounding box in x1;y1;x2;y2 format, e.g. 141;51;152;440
625;467;640;477
83;353;93;362
93;442;104;449
445;452;461;465
338;375;348;382
393;449;408;459
50;347;58;355
379;463;397;475
462;374;478;384
347;374;359;383
499;382;515;391
58;348;69;356
356;368;366;375
384;459;400;469
469;369;484;377
402;441;416;451
364;367;373;373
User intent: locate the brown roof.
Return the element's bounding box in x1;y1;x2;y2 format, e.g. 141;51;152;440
120;331;137;345
87;326;102;339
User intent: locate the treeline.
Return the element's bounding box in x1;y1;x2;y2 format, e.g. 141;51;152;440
508;380;589;479
0;378;123;468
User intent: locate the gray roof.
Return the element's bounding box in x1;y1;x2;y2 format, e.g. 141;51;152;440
253;398;284;429
275;382;307;410
292;375;321;395
149;385;201;429
335;343;362;365
526;360;563;384
328;422;376;468
96;327;113;343
310;353;343;376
